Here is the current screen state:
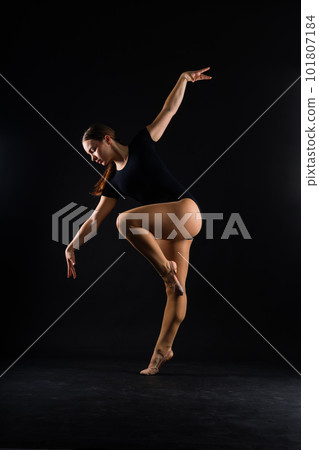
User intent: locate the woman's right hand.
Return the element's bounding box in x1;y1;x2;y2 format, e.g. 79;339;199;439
65;245;77;279
181;67;212;83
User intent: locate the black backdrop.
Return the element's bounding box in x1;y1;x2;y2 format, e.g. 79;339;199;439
0;2;300;369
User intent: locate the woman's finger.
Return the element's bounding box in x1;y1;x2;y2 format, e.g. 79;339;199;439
71;263;76;278
66;258;75;278
199;67;210;73
200;74;212;80
68;261;72;278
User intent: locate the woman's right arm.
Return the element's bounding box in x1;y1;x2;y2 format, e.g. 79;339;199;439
147;67;212;142
65;196;118;278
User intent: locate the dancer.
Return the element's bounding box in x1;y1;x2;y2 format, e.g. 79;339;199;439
65;67;212;375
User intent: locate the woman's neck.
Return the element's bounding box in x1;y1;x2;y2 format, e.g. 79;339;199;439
112;141;129;170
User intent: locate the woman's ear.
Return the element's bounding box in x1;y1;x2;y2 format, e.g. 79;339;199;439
104;134;112;144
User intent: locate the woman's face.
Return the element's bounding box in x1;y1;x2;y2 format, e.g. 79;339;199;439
83;137;110;166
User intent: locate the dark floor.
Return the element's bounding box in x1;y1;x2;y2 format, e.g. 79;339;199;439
0;357;300;450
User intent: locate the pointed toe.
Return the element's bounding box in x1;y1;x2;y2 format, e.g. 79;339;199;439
139;349;174;376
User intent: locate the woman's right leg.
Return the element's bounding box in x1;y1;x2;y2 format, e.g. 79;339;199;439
153;238;192;349
140;238;193;375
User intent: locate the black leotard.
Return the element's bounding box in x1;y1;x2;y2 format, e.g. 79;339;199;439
102;127;201;213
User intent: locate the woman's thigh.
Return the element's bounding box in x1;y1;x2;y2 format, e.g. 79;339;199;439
118;198;202;240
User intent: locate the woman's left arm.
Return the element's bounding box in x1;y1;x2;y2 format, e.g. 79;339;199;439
147;67;212;142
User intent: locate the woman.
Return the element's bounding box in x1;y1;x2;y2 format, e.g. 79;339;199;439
65;67;212;375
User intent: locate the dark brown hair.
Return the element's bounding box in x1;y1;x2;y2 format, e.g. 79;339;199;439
83;124;123;196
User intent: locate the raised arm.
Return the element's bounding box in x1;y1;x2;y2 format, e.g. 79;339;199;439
146;67;212;142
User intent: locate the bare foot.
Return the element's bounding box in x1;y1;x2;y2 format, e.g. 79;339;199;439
160;261;184;296
139;348;174;375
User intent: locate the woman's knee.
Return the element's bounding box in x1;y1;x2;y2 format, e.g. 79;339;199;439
171;293;187;323
177;301;187;322
115;213;124;234
116;213;131;237
116;212;136;236
116;212;146;233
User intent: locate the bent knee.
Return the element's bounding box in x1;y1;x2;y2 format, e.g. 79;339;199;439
116;213;146;237
116;213;122;230
116;212;145;229
116;213;128;237
116;212;131;231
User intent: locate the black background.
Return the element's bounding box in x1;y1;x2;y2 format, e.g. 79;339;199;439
0;2;300;369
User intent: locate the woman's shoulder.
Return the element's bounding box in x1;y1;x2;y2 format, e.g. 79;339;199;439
130;126;156;148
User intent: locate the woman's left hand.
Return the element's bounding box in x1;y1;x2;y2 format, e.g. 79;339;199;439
182;67;212;83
